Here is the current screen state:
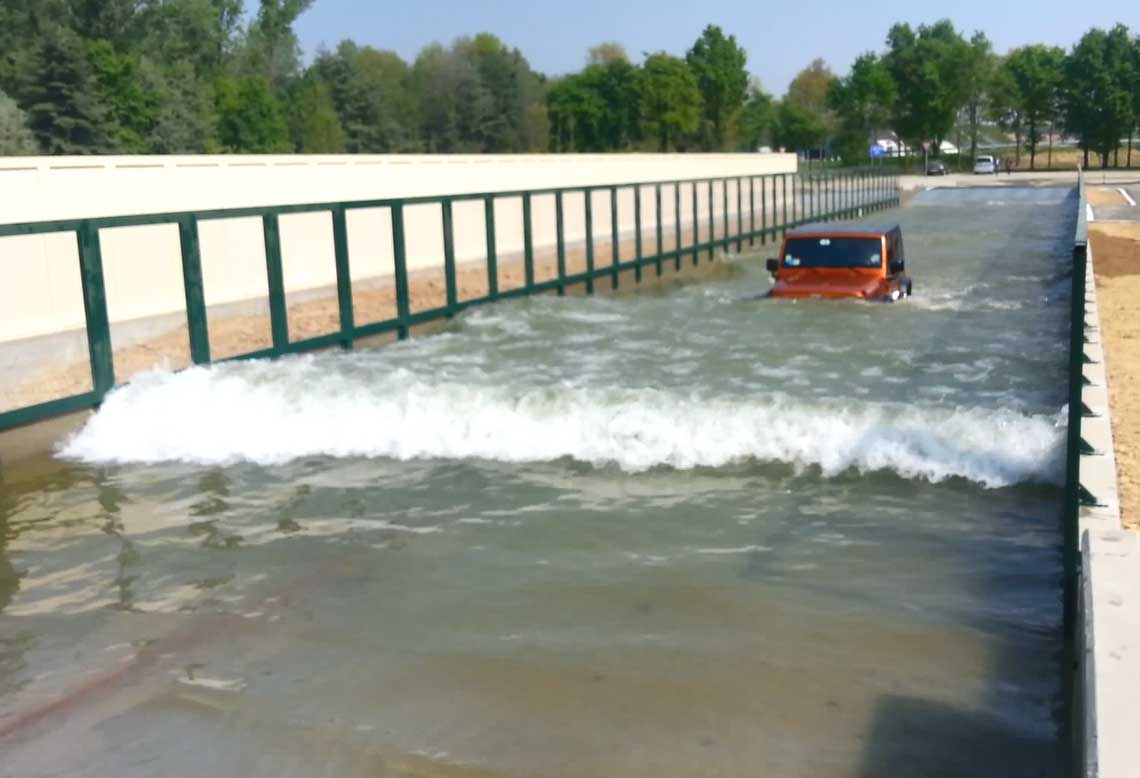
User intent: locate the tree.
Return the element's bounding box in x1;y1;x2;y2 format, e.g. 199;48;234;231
587;42;628;66
285;73;346;152
241;0;315;89
458;34;546;151
639;52;700;151
988;62;1023;166
315;41;417;153
786;58;833;116
1062;26;1135;168
138;57;216;153
773;100;827;152
1004;45;1065;169
86;40;156;152
884;20;972;157
0;88;37;154
961;32;995;168
21;24;110;154
546;57;640;152
828;53;895;162
214;75;290;152
737;81;774;151
685;25;748;149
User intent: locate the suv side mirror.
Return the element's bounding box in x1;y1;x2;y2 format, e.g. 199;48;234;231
889;258;905;275
766;258;779;274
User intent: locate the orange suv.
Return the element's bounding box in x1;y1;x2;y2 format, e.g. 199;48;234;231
766;222;913;302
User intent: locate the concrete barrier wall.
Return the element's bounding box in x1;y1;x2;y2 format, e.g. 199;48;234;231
0;153;797;344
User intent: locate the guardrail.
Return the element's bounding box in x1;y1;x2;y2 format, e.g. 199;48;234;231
0;167;898;434
1063;168;1089;635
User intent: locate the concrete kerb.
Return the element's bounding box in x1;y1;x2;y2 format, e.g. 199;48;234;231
1075;237;1139;778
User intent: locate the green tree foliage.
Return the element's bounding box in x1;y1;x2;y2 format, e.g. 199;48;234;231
242;0;315;88
828;53;895;161
884;20;971;153
21;24;110;154
546;59;641;152
736;82;774;151
0;7;1135;167
685;25;748;149
0;89;36;154
961;32;995;165
286;73;346;152
214;75;290;152
1004;45;1065;169
314;41;417;152
1062;26;1136;168
640;53;700;151
587;42;629;66
86;39;156;152
773;101;827;152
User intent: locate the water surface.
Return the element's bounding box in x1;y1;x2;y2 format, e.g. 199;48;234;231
1;188;1074;777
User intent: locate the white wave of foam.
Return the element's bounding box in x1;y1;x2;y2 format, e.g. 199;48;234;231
59;361;1065;488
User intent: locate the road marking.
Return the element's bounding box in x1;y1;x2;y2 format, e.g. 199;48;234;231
1087;203;1096;223
1118;187;1136;207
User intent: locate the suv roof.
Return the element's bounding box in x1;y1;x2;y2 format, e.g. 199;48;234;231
786;221;901;237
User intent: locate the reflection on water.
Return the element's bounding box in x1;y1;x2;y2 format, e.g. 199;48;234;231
0;193;1073;776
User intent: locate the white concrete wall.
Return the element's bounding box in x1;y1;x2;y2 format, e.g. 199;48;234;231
0;153;796;343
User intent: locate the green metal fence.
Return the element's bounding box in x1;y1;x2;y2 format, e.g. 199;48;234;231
0;167;899;434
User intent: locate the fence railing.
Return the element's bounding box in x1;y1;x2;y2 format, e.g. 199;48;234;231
0;167;899;434
1063;168;1090;636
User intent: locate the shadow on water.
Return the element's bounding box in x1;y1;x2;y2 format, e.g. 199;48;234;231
856;186;1076;778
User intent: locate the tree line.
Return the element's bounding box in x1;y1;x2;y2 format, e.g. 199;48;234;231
815;21;1140;169
0;3;1136;168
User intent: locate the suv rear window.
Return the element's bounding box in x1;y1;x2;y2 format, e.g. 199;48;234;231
782;237;882;269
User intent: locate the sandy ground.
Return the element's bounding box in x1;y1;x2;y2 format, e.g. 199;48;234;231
1090;221;1140;529
1087;188;1128;207
1;226;756;415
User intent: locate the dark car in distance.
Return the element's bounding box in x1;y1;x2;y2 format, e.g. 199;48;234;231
925;160;947;176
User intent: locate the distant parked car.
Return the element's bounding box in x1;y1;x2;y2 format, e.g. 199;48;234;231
974;155;997;175
926;160;947;176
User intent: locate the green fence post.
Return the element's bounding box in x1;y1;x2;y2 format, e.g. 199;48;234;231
761;175;767;245
442;199;458;310
522;194;535;291
178;215;211;364
735;177;743;252
330;207;354;348
76;222;114;398
262;213;289;352
584;188;595;294
391;204;410;339
555;191;566;296
635;186;644;282
781;174;788;235
484;194;498;297
791;174;798;226
721;177;729;250
655;183;664;276
811;173;818;221
674;181;682;271
749;177;756;246
706;180;714;261
691;181;700;265
610;186;620;289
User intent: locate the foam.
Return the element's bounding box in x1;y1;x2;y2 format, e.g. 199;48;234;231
59;359;1065;488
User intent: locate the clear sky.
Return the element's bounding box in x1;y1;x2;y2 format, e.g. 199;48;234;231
280;0;1131;95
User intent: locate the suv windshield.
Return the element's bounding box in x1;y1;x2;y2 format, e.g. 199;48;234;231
782;236;882;269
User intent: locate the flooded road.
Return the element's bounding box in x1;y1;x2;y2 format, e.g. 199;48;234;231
1;187;1075;777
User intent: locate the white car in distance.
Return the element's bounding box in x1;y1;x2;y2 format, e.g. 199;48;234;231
973;155;997;175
